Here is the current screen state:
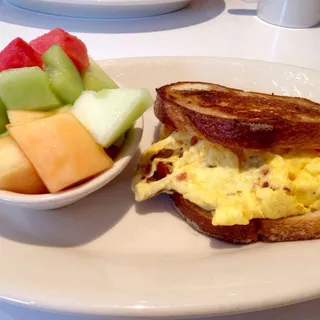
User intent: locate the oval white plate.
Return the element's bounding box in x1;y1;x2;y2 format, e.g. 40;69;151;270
5;0;192;19
1;57;320;318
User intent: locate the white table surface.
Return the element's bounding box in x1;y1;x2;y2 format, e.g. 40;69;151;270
0;0;319;319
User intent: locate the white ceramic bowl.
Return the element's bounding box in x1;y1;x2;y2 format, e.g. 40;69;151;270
0;116;143;210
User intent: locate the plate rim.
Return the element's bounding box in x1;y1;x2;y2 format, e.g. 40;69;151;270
5;0;192;19
18;0;191;5
96;55;320;74
1;56;320;318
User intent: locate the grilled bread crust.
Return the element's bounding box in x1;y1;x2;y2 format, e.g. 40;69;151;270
171;193;320;244
155;83;320;243
155;82;320;150
158;124;320;244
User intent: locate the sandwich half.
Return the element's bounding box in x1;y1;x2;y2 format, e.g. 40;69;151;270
132;82;320;244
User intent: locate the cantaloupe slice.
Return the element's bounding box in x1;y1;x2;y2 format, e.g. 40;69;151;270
8;112;113;193
7;110;53;125
0;135;47;194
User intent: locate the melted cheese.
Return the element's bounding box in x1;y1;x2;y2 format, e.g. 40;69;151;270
132;132;320;226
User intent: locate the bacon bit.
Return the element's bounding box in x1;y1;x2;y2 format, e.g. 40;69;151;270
262;168;269;176
150;149;174;161
174;148;184;158
144;163;151;175
177;140;183;144
154;162;171;180
146;162;171;182
262;181;269;188
283;187;291;193
190;136;199;146
176;172;187;182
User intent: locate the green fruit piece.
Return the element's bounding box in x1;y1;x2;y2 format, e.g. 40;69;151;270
42;45;85;105
0;130;9;137
81;57;118;91
71;88;152;147
0;99;9;134
0;67;61;111
53;104;72;113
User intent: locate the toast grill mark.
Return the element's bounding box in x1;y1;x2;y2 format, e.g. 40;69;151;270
167;86;320;122
184;108;278;149
155;82;320;150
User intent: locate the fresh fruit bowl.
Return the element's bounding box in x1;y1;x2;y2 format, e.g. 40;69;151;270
0;29;152;208
0;116;143;210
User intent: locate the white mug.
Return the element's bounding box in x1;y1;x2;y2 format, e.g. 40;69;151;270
254;0;320;28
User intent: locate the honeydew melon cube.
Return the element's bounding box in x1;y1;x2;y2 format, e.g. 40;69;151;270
0;131;8;137
71;89;152;147
81;57;118;91
0;98;9;133
42;45;85;105
0;67;61;111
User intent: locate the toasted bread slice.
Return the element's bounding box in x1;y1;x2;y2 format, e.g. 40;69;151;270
171;193;320;244
155;82;320;150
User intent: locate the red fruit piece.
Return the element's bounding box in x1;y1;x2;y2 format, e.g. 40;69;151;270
0;38;43;72
30;28;89;71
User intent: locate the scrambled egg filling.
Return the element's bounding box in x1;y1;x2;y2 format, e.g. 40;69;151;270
132;132;320;226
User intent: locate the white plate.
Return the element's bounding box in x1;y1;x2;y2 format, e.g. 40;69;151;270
1;57;320;318
5;0;192;19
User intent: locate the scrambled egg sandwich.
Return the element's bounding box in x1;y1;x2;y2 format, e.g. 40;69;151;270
132;82;320;243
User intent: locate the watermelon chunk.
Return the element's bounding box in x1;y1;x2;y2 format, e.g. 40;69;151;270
30;28;89;71
0;38;43;72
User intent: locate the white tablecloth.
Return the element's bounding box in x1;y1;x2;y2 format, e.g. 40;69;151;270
0;0;319;319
